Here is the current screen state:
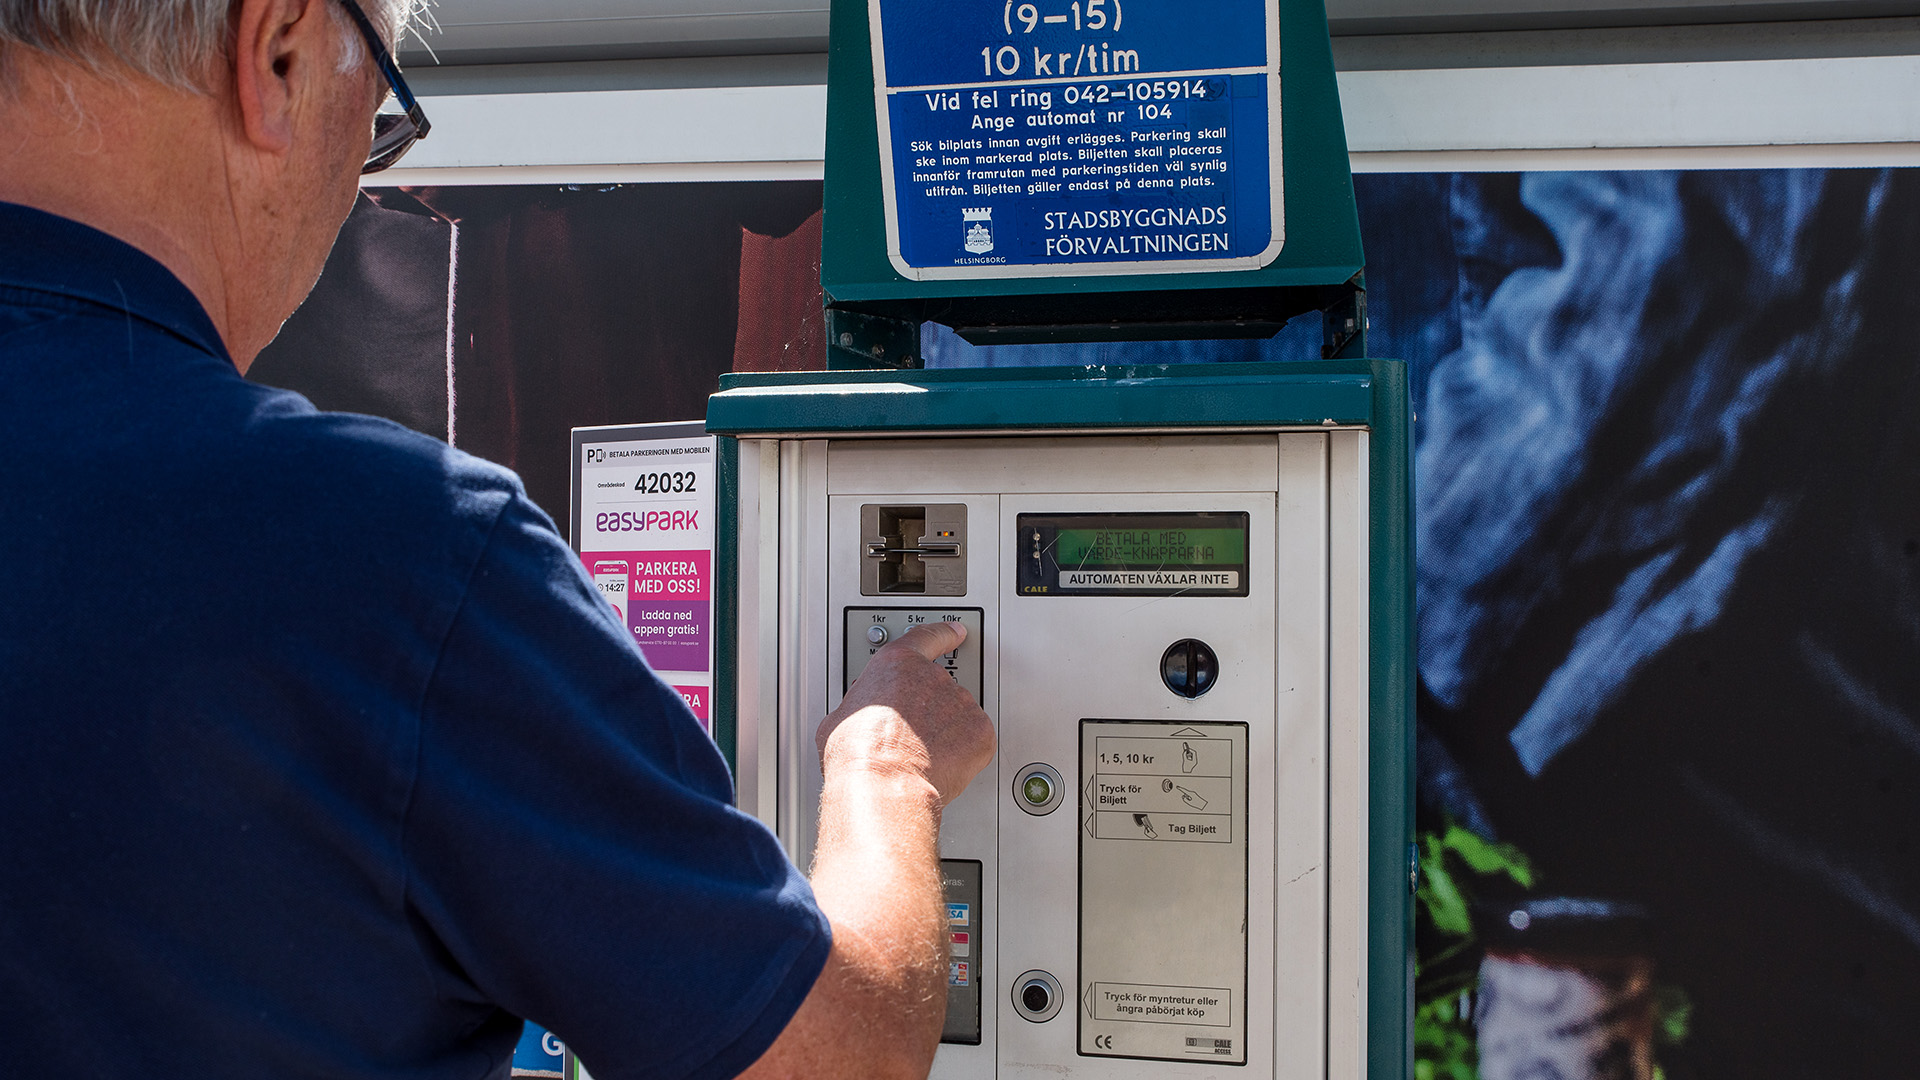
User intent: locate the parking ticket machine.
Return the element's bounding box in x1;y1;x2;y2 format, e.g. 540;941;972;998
705;0;1412;1076
708;365;1411;1079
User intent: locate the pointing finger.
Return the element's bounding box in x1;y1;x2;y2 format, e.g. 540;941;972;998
895;620;966;661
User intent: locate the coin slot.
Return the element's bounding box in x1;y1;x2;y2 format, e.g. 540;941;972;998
1160;638;1219;699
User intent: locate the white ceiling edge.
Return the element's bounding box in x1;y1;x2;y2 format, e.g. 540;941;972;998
376;55;1920;179
395;0;1903;61
391;84;829;169
362;143;1920;188
371;161;826;186
1340;55;1920;151
1351;142;1920;171
1326;0;1907;29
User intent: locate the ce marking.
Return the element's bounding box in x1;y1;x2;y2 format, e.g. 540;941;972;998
1093;1034;1116;1050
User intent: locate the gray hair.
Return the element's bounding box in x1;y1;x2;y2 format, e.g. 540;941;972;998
0;0;420;91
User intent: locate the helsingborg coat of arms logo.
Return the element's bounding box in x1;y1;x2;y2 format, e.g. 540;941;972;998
962;208;995;255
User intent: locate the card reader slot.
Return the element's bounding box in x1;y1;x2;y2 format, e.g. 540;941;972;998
860;503;968;595
866;542;961;558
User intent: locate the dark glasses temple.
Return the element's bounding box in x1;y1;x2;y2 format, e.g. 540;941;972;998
333;0;431;174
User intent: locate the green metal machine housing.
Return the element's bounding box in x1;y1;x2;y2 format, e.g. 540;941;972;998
708;362;1413;1078
820;0;1366;357
704;0;1410;1072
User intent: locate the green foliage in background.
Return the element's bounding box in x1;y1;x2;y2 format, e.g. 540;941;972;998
1416;822;1535;998
1651;983;1694;1078
1414;821;1535;1080
1415;993;1478;1080
1413;822;1693;1080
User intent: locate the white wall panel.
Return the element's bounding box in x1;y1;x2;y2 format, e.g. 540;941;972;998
392;85;827;169
372;56;1920;184
402;0;828;62
402;0;1905;61
1339;55;1920;152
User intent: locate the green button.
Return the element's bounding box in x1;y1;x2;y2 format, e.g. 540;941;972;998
1022;774;1053;806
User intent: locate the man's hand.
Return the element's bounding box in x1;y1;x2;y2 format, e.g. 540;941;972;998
735;622;995;1080
816;621;995;805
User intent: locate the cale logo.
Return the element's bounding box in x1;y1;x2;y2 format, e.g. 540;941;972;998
962;207;995;254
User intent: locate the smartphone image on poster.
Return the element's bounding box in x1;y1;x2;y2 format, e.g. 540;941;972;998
592;560;629;627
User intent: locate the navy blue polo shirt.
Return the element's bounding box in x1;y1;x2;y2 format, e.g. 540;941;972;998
0;202;829;1079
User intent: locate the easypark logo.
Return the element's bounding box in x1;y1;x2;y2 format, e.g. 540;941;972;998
595;510;699;533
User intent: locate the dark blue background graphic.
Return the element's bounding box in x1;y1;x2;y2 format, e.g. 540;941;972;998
260;167;1920;1079
931;169;1920;1076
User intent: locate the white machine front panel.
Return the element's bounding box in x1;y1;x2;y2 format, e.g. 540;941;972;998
828;492;1004;1074
813;435;1330;1080
996;490;1277;1080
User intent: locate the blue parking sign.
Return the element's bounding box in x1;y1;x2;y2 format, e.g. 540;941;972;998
869;0;1282;280
511;1023;567;1078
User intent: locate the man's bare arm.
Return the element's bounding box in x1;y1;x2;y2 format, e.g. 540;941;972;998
735;622;994;1080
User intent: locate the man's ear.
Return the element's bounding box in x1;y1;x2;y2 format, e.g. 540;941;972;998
230;0;330;157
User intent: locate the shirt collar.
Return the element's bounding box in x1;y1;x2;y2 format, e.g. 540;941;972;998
0;200;230;362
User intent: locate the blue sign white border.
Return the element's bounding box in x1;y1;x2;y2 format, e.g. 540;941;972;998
868;0;1284;282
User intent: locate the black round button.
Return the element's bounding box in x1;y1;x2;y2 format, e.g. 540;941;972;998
1160;639;1219;699
1021;982;1052;1014
1012;969;1062;1022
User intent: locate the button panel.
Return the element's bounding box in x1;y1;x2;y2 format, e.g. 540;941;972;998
843;608;984;700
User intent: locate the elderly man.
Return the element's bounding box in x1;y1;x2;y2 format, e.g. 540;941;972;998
0;2;994;1078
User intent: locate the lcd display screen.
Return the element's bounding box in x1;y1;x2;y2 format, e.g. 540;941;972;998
1017;513;1251;598
1051;528;1248;569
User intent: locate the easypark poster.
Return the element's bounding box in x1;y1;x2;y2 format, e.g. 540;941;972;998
571;422;717;734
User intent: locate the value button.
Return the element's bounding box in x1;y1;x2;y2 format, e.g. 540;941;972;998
1013;763;1063;816
1023;774;1053;806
